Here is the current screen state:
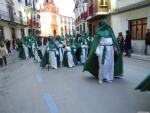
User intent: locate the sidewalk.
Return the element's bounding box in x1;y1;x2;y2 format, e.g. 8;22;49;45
126;53;150;61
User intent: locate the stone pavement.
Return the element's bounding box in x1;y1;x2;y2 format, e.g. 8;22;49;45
0;49;150;113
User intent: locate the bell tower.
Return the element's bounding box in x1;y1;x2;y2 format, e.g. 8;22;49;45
45;0;54;4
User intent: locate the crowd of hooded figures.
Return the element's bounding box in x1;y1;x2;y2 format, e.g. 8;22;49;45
18;19;123;84
18;34;94;69
17;19;150;91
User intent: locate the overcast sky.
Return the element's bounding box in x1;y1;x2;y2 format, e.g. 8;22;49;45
37;0;75;17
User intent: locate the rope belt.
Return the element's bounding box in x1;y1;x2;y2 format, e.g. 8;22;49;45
100;44;113;46
49;49;56;51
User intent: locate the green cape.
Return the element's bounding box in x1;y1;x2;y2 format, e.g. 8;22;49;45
83;20;123;78
135;74;150;92
18;42;26;59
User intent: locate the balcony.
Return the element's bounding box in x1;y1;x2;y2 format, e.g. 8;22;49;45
0;10;28;26
14;16;21;24
81;11;88;20
0;10;10;21
27;19;41;28
87;0;109;22
83;0;88;3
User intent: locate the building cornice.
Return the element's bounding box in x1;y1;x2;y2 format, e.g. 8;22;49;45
111;0;150;15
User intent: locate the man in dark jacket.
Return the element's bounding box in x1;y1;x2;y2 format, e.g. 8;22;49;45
6;39;11;53
144;29;150;55
125;30;131;57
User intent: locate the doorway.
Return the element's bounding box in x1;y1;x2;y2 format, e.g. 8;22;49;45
53;29;56;36
21;28;25;38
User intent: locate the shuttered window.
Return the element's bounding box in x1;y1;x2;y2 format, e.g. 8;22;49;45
129;18;147;40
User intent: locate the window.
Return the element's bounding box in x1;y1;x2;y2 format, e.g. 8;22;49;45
100;0;108;6
25;0;28;6
19;11;23;24
72;26;74;33
77;27;79;31
8;5;14;22
83;23;85;33
65;26;67;32
80;24;82;33
61;27;63;32
90;0;93;4
129;18;147;40
21;29;25;38
28;29;32;35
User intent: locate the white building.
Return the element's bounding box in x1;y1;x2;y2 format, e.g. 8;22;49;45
111;0;150;54
59;15;75;36
0;0;40;49
74;0;88;34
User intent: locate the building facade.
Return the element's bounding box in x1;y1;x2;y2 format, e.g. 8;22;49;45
111;0;150;54
59;15;75;36
0;0;40;49
74;0;88;34
40;0;75;37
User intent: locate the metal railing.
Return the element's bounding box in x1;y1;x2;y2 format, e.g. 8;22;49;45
14;16;21;24
0;10;40;27
0;10;24;24
0;10;10;21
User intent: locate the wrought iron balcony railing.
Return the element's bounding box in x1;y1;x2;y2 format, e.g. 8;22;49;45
0;10;28;25
0;10;10;21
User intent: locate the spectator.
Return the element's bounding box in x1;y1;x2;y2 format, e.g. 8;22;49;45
15;38;20;51
125;30;131;57
5;39;11;53
117;32;124;53
144;29;150;55
0;39;8;67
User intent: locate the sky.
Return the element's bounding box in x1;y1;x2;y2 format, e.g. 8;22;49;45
37;0;75;17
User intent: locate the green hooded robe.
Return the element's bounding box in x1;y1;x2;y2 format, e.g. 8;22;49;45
135;74;150;92
18;41;26;59
40;38;59;68
83;20;123;78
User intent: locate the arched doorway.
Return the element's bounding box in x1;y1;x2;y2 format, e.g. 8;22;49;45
53;29;56;36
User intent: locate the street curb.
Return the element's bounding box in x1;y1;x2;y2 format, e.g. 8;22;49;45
130;54;150;61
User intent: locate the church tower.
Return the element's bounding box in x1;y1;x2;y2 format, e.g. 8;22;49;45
44;0;54;4
40;0;59;36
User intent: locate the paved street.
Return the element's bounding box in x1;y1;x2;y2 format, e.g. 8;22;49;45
0;52;150;113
